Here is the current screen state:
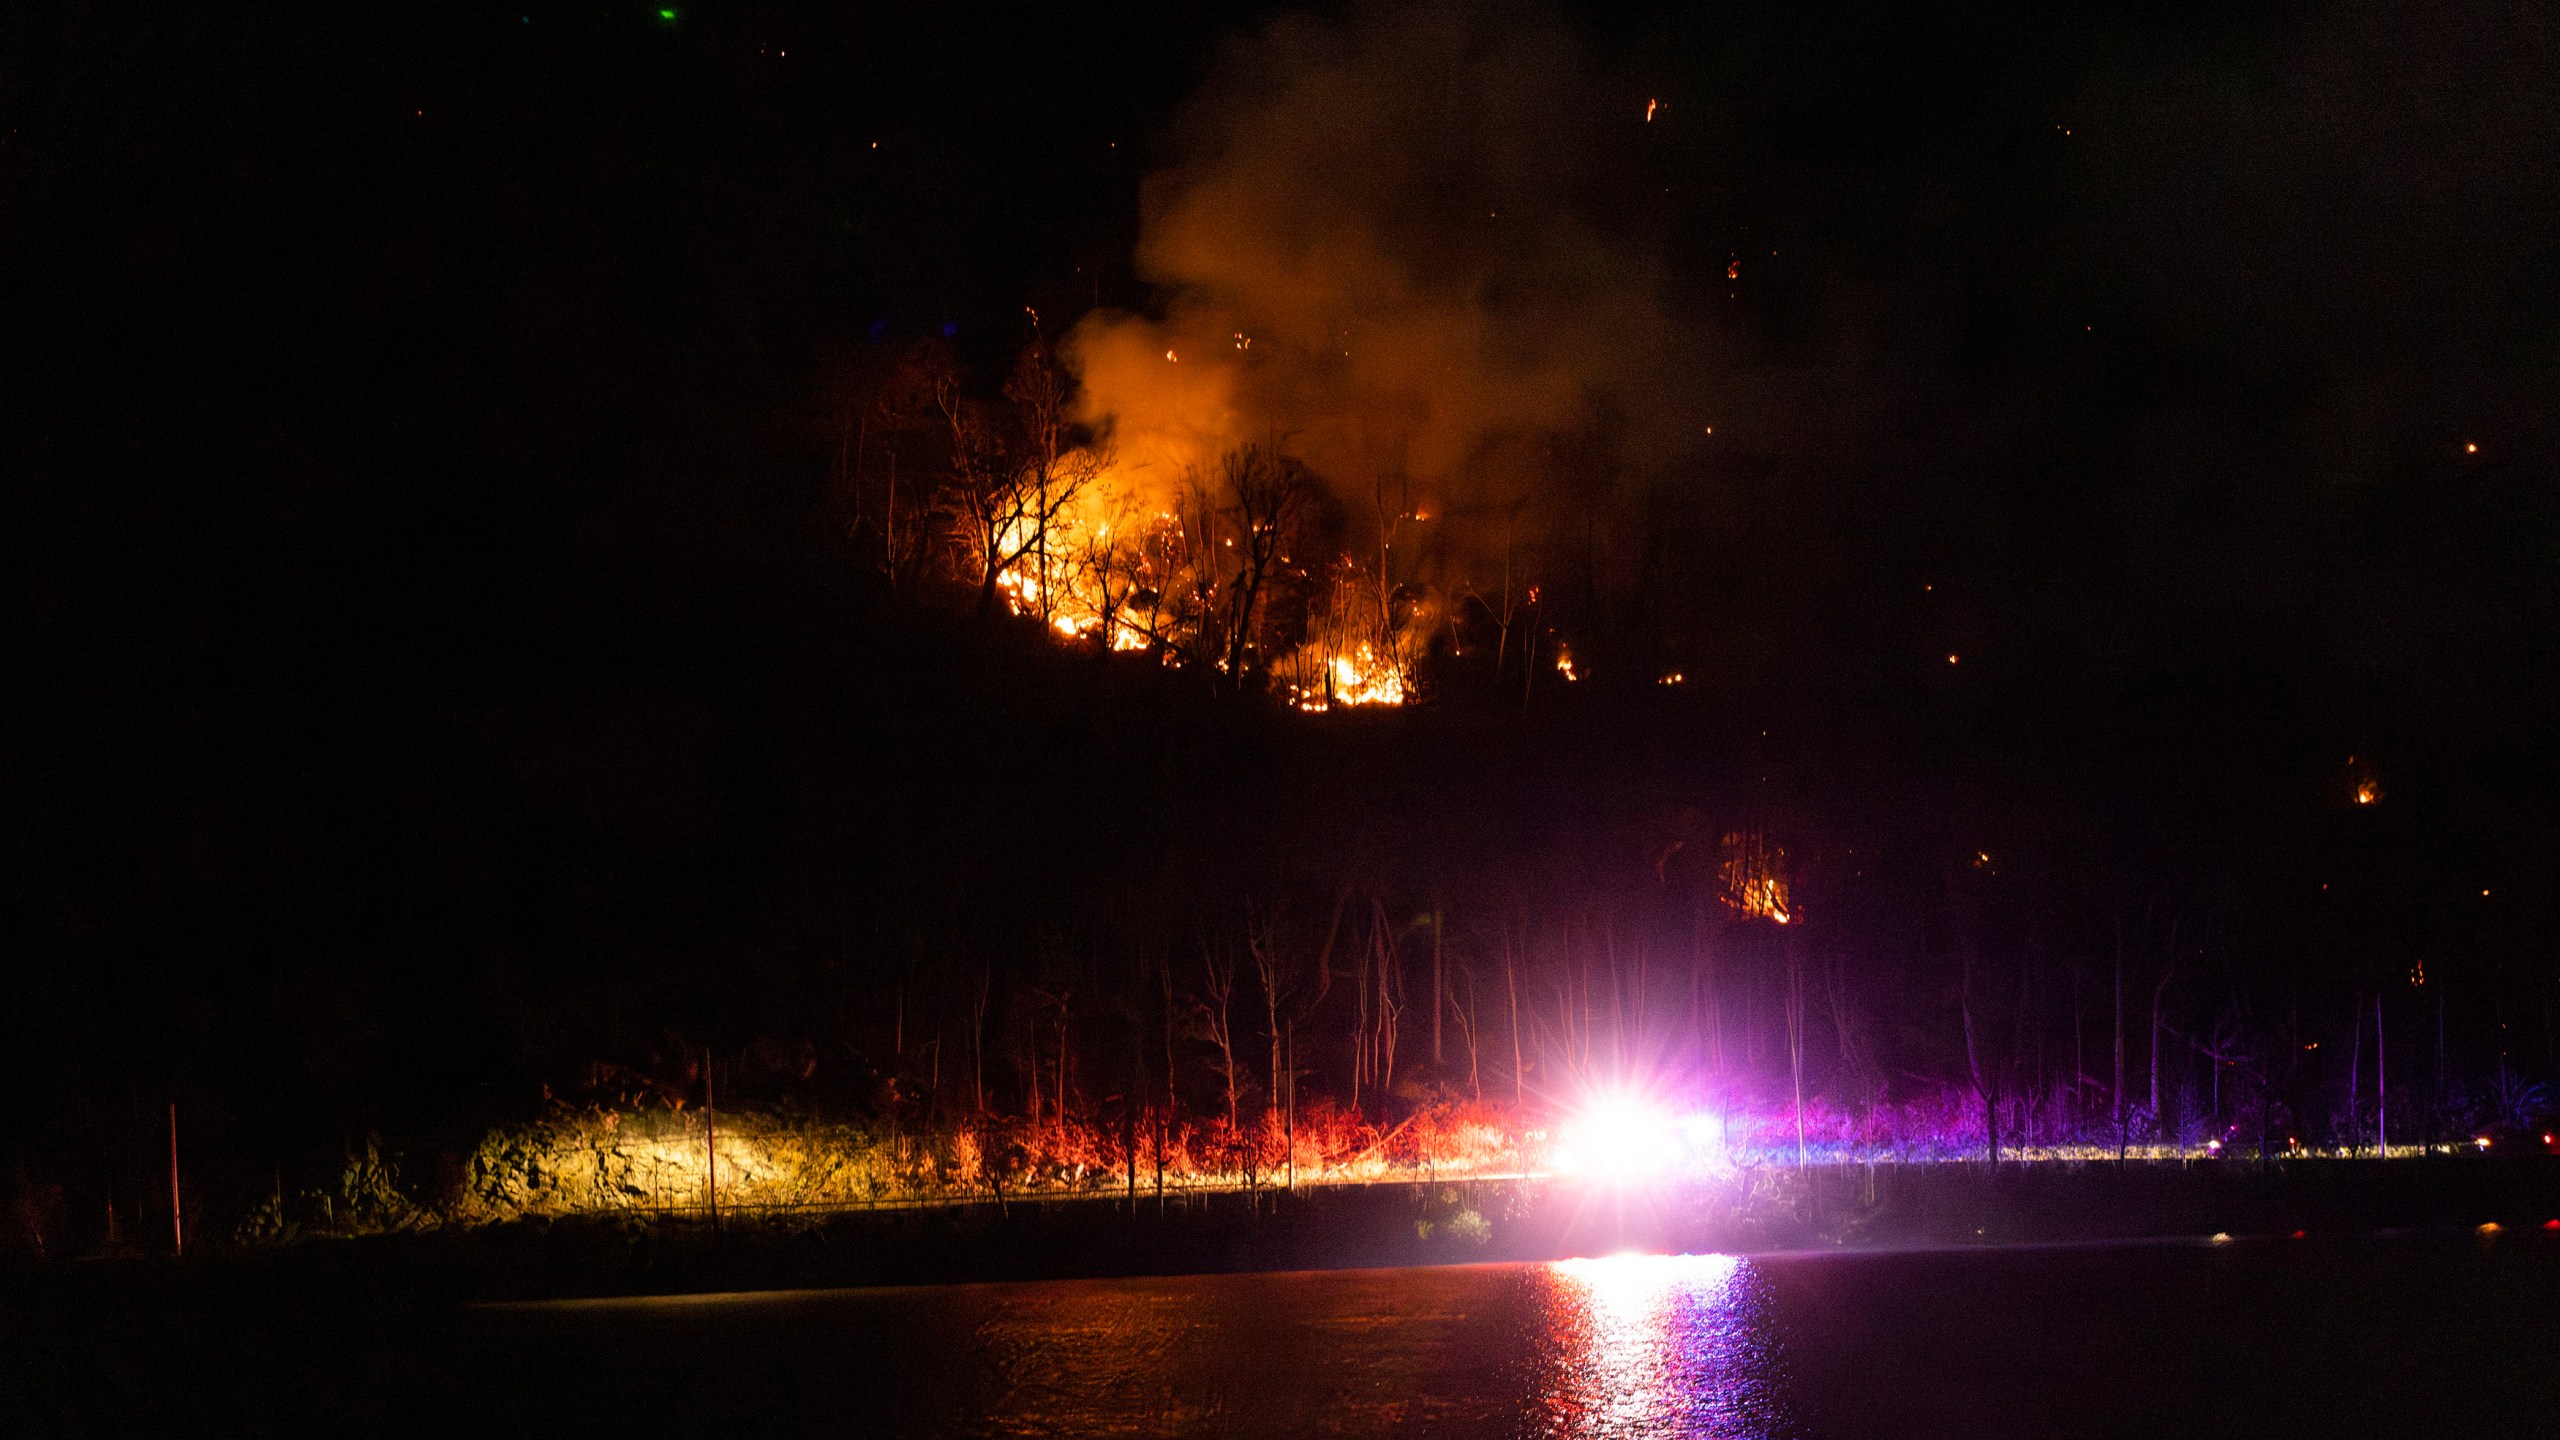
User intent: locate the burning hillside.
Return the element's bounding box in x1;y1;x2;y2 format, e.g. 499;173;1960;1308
836;0;1717;710
949;375;1430;707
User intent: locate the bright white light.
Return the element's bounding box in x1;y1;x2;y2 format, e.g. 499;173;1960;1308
1680;1113;1728;1153
1553;1095;1723;1181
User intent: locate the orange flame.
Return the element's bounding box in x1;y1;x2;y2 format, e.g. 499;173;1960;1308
1718;831;1791;924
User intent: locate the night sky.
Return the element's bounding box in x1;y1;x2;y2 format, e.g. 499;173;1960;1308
6;1;2558;1197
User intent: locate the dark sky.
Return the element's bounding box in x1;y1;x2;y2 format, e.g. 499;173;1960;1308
8;0;2555;722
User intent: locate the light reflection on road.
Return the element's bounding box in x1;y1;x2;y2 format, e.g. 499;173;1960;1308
1531;1253;1795;1438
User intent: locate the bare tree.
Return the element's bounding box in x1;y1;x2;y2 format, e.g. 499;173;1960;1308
1186;444;1315;688
1030;982;1075;1138
938;341;1105;620
1449;960;1484;1101
869;344;958;596
1197;939;1242;1131
1371;900;1404;1098
1245;898;1290;1122
1072;489;1153;654
971;966;990;1116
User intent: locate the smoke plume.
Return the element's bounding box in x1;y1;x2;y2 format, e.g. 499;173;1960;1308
1065;0;1714;591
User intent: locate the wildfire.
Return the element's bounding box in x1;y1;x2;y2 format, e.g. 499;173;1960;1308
984;463;1419;711
1718;831;1792;924
1290;644;1410;712
1280;566;1423;712
989;489;1177;655
1740;878;1791;923
1555;645;1580;682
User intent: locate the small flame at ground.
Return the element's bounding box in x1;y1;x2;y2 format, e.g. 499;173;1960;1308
1291;643;1410;712
1719;831;1792;924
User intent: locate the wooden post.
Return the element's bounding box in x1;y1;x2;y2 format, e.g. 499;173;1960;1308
167;1102;183;1258
704;1048;717;1223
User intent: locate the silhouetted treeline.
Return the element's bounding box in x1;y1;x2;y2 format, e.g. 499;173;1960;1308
10;597;2558;1252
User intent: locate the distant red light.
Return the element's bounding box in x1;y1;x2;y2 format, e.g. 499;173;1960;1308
2290;1229;2306;1239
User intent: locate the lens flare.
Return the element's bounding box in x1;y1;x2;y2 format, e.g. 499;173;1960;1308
1552;1094;1726;1180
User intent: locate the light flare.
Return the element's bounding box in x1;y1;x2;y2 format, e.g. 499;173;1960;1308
1550;1094;1726;1181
